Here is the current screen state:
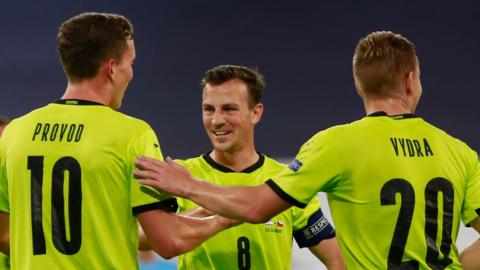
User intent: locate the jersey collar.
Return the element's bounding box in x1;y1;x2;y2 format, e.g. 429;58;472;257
367;111;417;119
54;99;106;106
202;151;265;173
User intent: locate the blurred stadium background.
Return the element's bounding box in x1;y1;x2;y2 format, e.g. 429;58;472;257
1;1;479;269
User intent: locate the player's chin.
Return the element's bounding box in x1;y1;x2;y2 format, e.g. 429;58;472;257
212;141;234;153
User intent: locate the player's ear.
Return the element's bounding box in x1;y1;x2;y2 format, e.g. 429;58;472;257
354;79;364;98
105;59;116;81
251;102;264;125
405;71;415;97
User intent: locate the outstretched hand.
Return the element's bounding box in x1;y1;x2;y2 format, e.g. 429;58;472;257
134;156;195;198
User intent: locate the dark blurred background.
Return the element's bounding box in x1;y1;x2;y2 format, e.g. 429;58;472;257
1;1;479;158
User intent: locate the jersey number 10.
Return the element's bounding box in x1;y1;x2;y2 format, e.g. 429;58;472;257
28;156;82;255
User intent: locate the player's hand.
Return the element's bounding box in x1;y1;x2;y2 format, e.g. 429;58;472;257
134;156;194;198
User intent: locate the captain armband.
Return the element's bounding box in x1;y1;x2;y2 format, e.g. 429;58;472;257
293;208;336;248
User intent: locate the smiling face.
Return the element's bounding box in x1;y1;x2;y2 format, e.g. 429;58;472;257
202;79;263;154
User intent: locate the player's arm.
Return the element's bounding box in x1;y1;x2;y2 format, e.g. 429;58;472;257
134;156;292;223
137;207;217;251
459;217;480;270
137;209;238;259
308;239;345;270
0;212;8;256
293;207;345;270
180;207;214;218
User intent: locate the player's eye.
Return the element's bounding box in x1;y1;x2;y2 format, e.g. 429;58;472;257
203;106;214;112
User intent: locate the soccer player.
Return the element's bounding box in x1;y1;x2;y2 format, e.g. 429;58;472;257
134;31;480;269
0;12;235;269
174;65;344;269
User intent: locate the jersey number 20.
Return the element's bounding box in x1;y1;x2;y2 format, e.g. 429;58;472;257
381;177;453;269
28;156;82;255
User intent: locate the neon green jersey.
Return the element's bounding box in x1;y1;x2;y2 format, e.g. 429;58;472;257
0;253;8;270
268;113;480;269
0;100;173;270
177;153;335;270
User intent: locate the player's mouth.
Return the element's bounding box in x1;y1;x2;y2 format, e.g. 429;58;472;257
212;130;231;137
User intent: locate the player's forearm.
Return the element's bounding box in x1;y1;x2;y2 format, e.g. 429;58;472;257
170;215;234;256
460;238;480;270
139;210;233;259
187;180;270;223
308;238;345;270
186;180;292;223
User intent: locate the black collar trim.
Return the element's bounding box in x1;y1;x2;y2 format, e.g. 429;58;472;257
368;111;417;119
54;99;106;106
202;151;265;173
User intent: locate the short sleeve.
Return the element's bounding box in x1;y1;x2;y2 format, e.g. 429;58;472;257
292;196;336;247
461;154;480;225
129;128;177;215
291;196;321;230
267;130;345;207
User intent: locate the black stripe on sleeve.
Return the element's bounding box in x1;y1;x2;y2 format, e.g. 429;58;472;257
265;179;307;208
132;198;179;215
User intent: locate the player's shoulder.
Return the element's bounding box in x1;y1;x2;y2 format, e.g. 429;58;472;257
1;105;51;134
301;121;357;149
261;154;287;173
103;109;151;129
175;155;205;170
421;120;477;156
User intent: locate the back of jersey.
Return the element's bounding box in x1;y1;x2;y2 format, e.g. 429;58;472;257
270;114;480;269
328;116;480;269
0;101;166;270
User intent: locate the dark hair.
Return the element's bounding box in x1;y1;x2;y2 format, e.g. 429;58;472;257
57;12;134;82
201;65;265;107
353;31;418;97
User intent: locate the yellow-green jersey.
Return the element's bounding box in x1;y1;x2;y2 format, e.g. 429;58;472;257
177;153;335;270
0;253;8;269
0;100;175;270
268;112;480;269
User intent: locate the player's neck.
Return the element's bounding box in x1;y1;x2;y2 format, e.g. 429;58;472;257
62;78;111;107
363;96;414;116
210;146;259;172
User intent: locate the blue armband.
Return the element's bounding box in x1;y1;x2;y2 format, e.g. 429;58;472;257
293;208;335;248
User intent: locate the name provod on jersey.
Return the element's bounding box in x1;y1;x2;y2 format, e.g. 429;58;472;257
32;122;85;142
390;137;433;157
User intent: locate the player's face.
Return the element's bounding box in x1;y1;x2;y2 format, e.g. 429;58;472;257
111;39;135;110
202;79;261;153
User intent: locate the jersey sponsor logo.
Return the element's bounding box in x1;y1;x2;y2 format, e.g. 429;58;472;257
264;219;285;233
302;215;330;239
32;122;85;142
153;143;159;148
389;137;434;157
288;159;303;172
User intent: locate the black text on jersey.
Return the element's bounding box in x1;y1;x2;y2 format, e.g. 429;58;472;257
389;137;434;157
32;122;85;142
